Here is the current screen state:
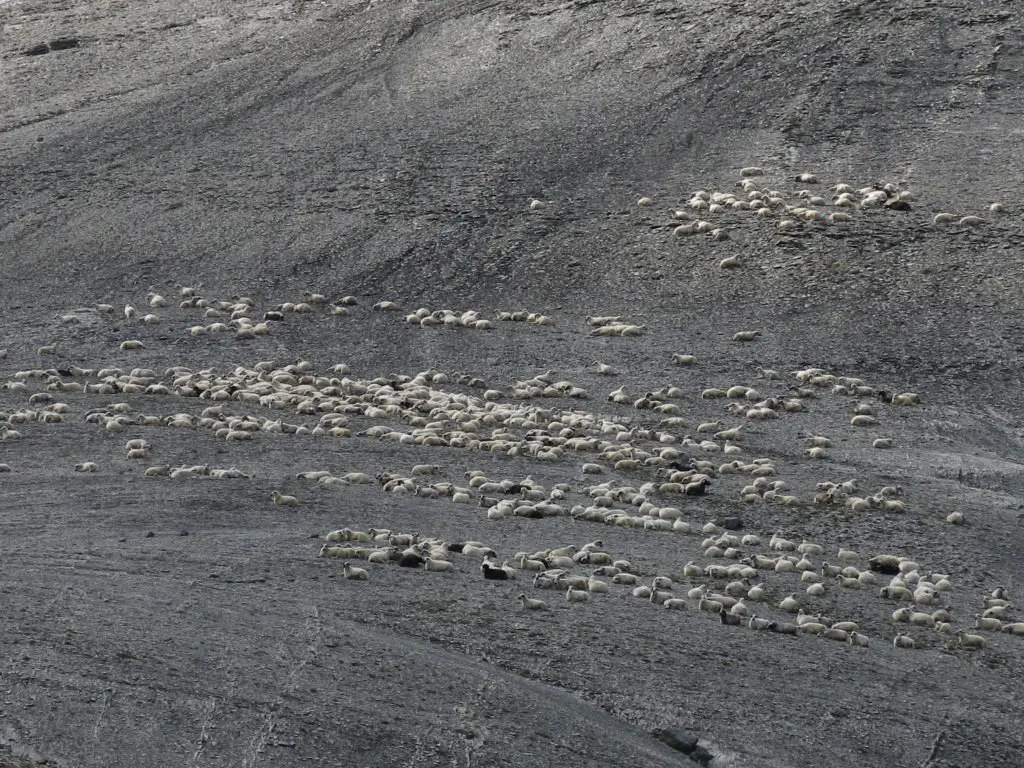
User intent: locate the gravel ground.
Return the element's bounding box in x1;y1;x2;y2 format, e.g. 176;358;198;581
2;1;1024;767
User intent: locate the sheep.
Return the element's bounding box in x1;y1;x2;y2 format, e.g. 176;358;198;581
946;511;965;525
891;392;920;406
975;615;1003;632
848;631;870;647
836;575;861;589
794;626;827;638
747;615;771;631
120;340;145;350
959;216;983;227
1001;623;1024;635
873;438;893;449
881;586;914;602
732;331;761;342
367;549;391;564
518;594;548;611
698;597;724;613
719;606;743;625
74;462;98;472
672;353;697;366
768;621;799;636
663;598;688;610
957;631;986;649
740;167;764;177
779;594;801;613
907;610;936;627
425;558;455;572
868;555;902;574
273;492;299;507
893;633;916;649
566;586;590;603
933;212;956;225
850;415;877;426
342;562;369;580
481;562;509;581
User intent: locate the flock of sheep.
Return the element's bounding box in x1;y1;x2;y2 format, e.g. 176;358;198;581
0;274;1017;660
526;169;1010;272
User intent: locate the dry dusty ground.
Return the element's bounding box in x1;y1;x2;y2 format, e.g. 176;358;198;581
2;1;1024;767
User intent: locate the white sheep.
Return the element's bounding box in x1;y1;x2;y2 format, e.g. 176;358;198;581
975;615;1003;632
779;594;800;612
343;562;369;580
425;558;455;572
518;594;548;610
957;631;986;649
732;331;761;342
566;586;590;603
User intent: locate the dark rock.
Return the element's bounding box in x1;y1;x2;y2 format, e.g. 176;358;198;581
650;727;699;754
690;745;714;766
718;516;744;530
144;531;155;538
49;37;80;51
24;43;50;56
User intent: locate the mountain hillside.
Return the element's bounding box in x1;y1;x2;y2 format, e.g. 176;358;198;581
2;2;1024;767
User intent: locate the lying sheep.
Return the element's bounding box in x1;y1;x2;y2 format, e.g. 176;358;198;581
343;562;369;580
518;594;548;610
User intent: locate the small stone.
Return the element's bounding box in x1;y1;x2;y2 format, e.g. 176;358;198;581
718;516;744;530
145;531;155;538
